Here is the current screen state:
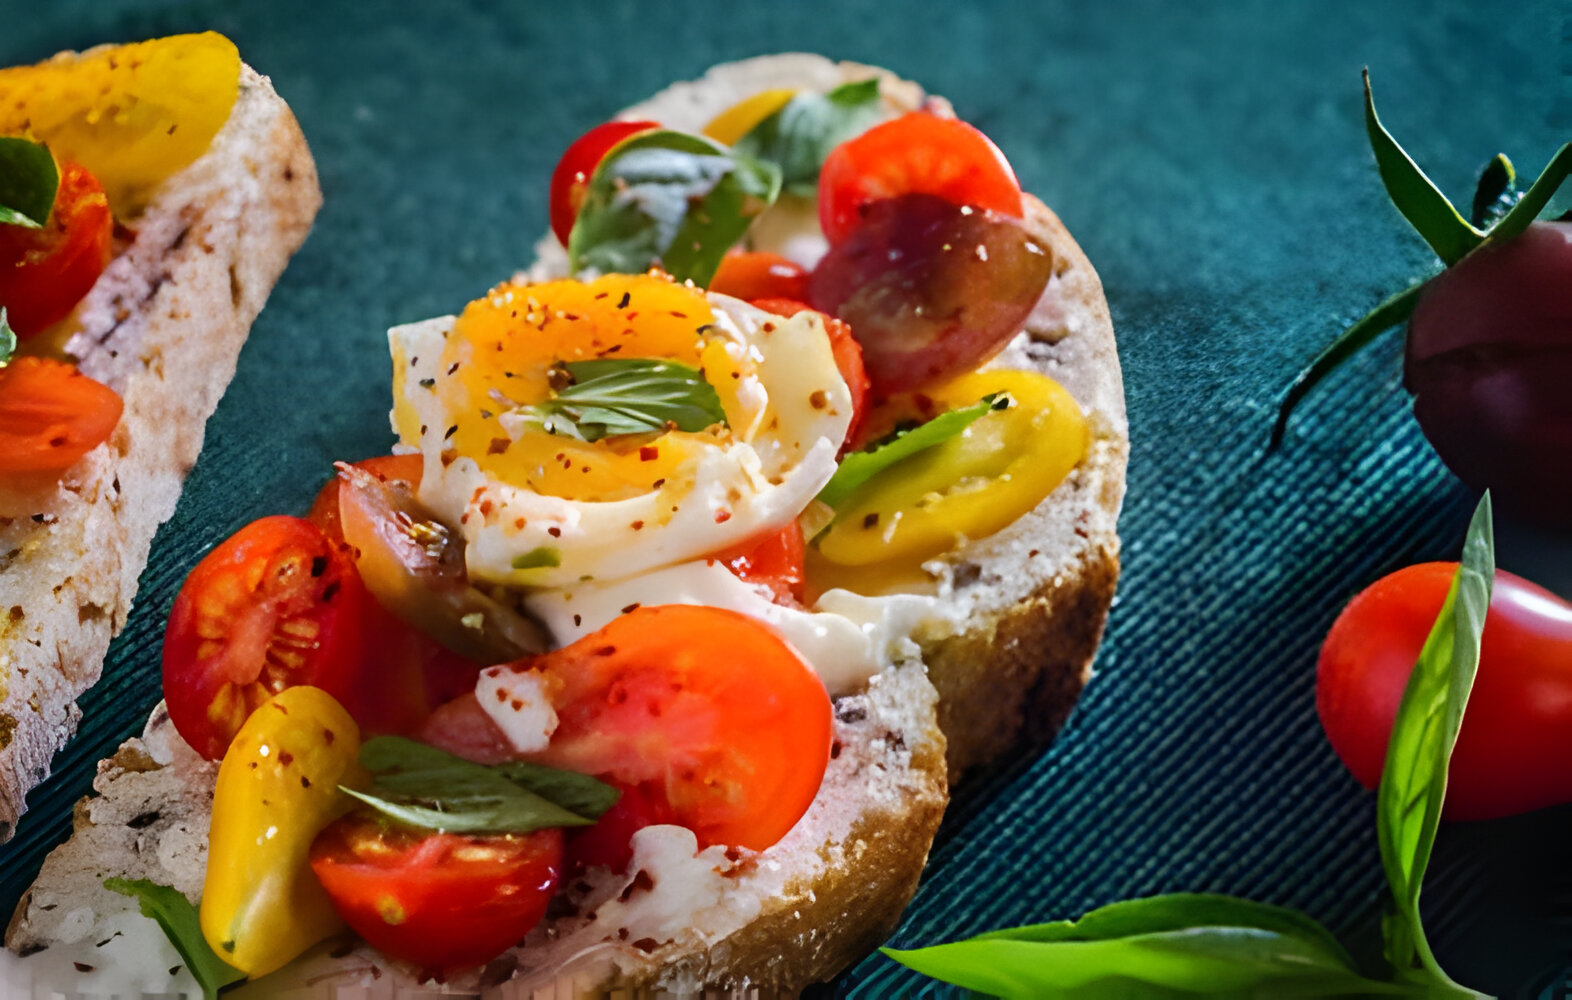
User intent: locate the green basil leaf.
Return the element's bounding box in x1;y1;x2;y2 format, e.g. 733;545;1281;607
1363;71;1483;266
1469;154;1518;230
1376;493;1494;992
817;393;1008;510
511;545;562;570
0;137;59;229
1482;141;1572;245
103;878;245;1000
1270;282;1427;449
0;308;16;365
732;79;884;197
568;129;781;286
343;736;618;835
884;893;1416;999
510;357;728;442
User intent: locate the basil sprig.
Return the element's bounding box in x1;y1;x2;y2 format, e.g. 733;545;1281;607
0;308;16;365
732;79;885;196
816;393;1009;511
510;357;727;442
103;878;245;1000
568;129;781;286
1272;71;1572;447
341;735;619;835
887;494;1498;998
0;136;59;229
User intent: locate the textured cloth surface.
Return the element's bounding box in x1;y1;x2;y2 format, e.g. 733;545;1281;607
2;1;1570;996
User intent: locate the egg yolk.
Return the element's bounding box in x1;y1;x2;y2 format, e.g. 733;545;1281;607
433;272;755;503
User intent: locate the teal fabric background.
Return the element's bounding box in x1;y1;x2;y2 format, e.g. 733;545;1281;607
2;1;1569;995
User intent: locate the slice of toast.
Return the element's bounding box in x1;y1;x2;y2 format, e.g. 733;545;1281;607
0;52;322;842
6;54;1121;997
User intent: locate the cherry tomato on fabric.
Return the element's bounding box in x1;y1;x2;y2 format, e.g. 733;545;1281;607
163;516;367;760
751;297;870;449
548;119;659;247
709;251;809;302
0;162;113;337
808;192;1053;395
710;520;807;605
1317;563;1572;820
817;111;1022;246
310;813;563;978
420;606;833;852
0;356;122;475
564;778;676;874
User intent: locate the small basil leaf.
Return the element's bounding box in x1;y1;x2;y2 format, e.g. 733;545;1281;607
1469;154;1518;230
568;129;781;286
345;736;617;835
1377;494;1494;992
817;393;1008;511
1270;282;1427;449
104;878;246;1000
1363;71;1483;266
509;357;727;443
0;309;16;365
511;546;562;570
732;79;884;197
1482;141;1572;245
0;137;59;229
884;893;1414;999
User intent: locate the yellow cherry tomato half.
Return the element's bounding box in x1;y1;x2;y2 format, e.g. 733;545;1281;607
815;369;1087;567
0;33;241;216
702;88;796;145
201;686;368;978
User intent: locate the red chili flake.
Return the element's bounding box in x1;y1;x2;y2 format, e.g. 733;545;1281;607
514;518;527;530
617;291;631;309
863;512;880;529
573;614;582;627
548;526;562;538
595;645;617;657
714;509;732;524
510;699;524;711
621;603;641;614
487;438;511;455
640;445;659;461
446;361;460;375
278;750;294;766
631;520;645;531
670;311;687;318
495;688;509;703
762;322;775;333
809;390;828;410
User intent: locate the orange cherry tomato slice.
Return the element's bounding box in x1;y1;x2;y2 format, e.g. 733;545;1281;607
0;356;122;475
709;251;809;302
0;162;113;336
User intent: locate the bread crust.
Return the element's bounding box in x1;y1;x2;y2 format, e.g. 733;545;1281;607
0;62;322;841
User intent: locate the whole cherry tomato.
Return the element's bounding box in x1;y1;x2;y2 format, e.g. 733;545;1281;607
750;297;870;449
1318;563;1572;820
310;811;563;978
0;161;113;336
162;516;367;760
709;251;809;302
0;356;122;475
548;119;659;247
817;111;1023;245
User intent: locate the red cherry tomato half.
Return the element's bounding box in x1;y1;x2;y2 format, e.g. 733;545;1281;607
1317;563;1572;820
163;516;367;760
0;162;114;337
711;520;807;606
548;119;659;247
751;297;870;449
0;357;122;475
817;111;1023;246
565;778;676;874
420;606;833;852
709;251;809;302
310;813;563;977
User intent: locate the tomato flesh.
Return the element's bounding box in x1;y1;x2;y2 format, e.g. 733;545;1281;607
163;516;367;760
0;161;113;336
1317;563;1572;820
310;812;563;977
549;120;659;247
0;357;122;474
817;111;1022;246
565;778;676;874
711;521;807;606
709;251;809;302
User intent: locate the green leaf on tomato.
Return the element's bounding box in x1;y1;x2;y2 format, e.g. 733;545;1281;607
816;393;1009;511
0;137;59;230
0;308;16;365
510;357;727;443
1376;493;1494;993
1362;71;1483;266
568;129;781;286
103;878;245;1000
343;736;618;836
883;893;1406;999
732;79;885;197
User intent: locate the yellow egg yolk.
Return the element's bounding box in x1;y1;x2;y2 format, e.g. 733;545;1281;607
433;272;756;503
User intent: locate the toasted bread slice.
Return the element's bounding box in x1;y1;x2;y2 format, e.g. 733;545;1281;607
6;54;1121;997
0;55;322;841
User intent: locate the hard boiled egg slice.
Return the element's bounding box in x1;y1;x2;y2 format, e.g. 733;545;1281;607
390;272;851;588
